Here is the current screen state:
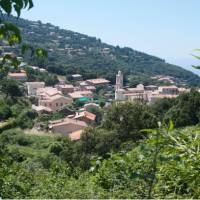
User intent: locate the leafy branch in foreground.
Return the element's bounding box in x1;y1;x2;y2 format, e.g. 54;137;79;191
0;0;47;74
192;49;200;69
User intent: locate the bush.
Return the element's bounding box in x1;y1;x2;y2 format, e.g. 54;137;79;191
16;135;32;146
103;102;157;141
0;102;11;121
9;148;26;162
49;142;64;156
16;109;37;129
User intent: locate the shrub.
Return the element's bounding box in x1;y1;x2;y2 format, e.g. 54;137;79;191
49;142;63;156
16;135;32;146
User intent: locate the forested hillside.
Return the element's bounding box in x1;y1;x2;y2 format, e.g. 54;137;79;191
3;15;200;86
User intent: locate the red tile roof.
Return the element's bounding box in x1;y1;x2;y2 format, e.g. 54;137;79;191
74;111;96;121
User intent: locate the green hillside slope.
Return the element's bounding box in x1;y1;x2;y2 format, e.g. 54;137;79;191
1;125;200;198
3;15;200;86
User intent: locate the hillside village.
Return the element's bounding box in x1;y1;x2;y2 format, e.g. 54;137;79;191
2;2;200;198
0;15;198;142
2;46;192;140
0;32;194;141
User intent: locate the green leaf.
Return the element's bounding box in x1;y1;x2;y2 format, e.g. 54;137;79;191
28;0;33;9
140;129;154;133
21;44;33;55
193;49;200;52
0;0;12;15
14;4;21;17
192;54;200;60
168;120;174;131
192;65;200;69
35;48;48;58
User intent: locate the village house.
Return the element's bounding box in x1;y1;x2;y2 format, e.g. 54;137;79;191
86;78;110;86
57;84;74;95
8;71;27;82
37;87;61;97
36;87;72;112
39;68;47;73
82;85;96;91
68;90;93;100
72;74;82;81
49;117;88;140
124;92;149;102
158;85;179;95
148;93;178;104
26;82;45;96
79;81;89;87
74;111;96;124
151;75;176;84
145;85;158;91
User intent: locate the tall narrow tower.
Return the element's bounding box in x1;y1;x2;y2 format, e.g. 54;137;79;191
115;71;124;100
116;70;123;90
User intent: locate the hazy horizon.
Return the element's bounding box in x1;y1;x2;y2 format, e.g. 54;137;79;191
21;0;200;75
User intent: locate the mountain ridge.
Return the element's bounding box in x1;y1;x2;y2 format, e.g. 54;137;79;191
3;15;200;86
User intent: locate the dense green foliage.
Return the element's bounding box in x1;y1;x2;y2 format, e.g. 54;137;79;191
25;66;59;86
164;90;200;127
0;1;47;74
2;15;200;86
0;79;37;132
1;125;200;199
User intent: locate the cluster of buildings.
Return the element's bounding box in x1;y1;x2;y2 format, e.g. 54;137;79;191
151;75;177;84
24;76;110;140
115;71;190;103
1;45;192;140
25;70;190;140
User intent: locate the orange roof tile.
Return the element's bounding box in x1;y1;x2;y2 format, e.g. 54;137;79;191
68;130;83;140
74;111;96;121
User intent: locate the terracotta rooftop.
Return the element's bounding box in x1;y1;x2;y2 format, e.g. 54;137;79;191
68;91;93;99
74;111;96;121
49;117;87;128
159;85;178;89
8;72;27;77
84;103;100;107
84;86;96;90
49;94;70;101
79;81;89;86
86;78;110;85
26;81;45;86
37;87;61;97
68;130;83;140
58;84;74;89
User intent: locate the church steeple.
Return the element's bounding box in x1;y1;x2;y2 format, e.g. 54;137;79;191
115;71;124;100
116;70;123;90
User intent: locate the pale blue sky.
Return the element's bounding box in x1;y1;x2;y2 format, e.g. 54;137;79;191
21;0;200;74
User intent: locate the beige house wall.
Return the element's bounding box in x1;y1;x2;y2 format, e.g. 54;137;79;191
39;97;72;112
